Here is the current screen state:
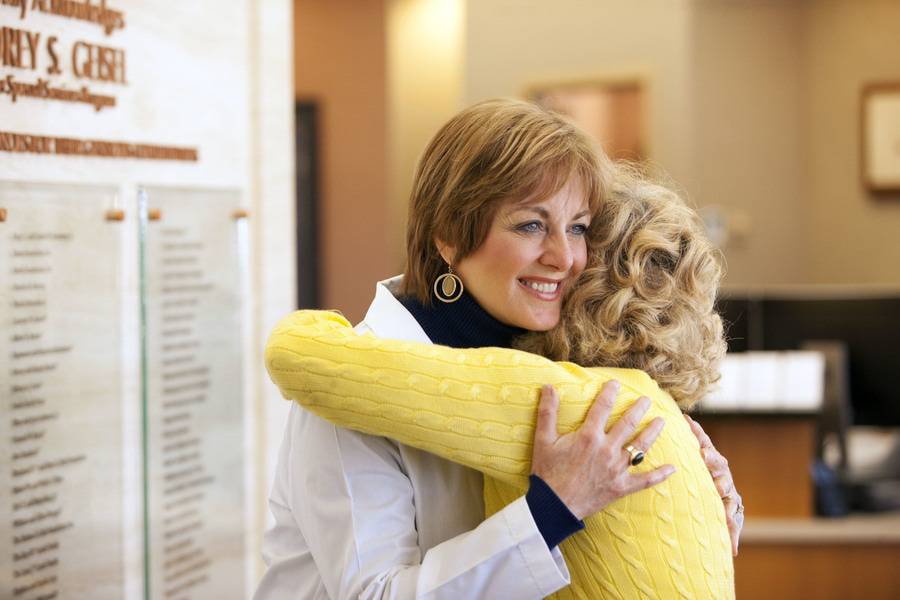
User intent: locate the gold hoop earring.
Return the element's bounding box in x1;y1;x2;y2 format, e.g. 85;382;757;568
433;266;464;303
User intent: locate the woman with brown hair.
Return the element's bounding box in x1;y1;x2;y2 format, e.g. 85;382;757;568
257;99;740;599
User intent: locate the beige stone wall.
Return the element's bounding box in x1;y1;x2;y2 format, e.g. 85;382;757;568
0;0;295;591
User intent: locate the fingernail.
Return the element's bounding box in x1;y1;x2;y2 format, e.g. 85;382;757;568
609;380;620;391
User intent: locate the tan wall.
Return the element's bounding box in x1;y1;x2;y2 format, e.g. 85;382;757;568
463;0;817;287
295;0;391;322
463;0;900;287
387;0;466;271
804;0;900;285
463;0;696;186
690;1;809;285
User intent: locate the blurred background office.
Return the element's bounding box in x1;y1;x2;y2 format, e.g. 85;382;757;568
1;1;898;599
294;1;900;598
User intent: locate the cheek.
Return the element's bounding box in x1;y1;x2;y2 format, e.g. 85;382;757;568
480;240;534;279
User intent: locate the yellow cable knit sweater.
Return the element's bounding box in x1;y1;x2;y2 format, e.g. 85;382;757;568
266;310;734;600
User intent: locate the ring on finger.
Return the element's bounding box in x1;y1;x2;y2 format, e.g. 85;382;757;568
624;444;645;466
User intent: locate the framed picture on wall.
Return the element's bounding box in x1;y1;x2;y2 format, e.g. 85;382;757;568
527;78;646;162
861;82;900;193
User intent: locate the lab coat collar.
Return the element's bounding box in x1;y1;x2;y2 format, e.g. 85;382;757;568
360;276;432;343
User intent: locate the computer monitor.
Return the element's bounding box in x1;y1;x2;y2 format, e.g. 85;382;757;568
716;293;900;426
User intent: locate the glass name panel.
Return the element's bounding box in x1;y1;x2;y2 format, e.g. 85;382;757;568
141;187;247;600
0;182;125;600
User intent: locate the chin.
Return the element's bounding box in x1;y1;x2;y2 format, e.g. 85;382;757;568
516;312;561;332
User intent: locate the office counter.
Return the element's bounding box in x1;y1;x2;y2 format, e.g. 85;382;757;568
743;513;900;544
696;413;899;598
737;514;900;599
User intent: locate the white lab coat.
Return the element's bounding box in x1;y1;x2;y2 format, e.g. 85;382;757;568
254;277;570;599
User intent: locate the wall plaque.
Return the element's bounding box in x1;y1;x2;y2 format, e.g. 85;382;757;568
141;187;247;600
0;181;125;600
0;0;200;160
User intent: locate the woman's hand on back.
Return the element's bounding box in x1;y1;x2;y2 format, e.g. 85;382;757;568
531;381;675;521
685;414;744;556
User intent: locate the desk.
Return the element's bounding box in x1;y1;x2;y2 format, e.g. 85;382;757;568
695;413;900;598
698;413;817;517
736;515;900;599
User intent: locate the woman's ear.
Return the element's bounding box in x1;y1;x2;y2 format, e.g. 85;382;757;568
434;237;457;266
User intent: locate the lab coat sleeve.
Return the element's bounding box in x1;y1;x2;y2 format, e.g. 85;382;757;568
264;404;569;599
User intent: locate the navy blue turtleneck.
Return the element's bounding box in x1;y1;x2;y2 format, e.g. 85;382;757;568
399;291;585;550
400;289;526;349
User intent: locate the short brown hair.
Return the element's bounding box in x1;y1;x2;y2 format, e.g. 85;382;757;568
402;98;611;303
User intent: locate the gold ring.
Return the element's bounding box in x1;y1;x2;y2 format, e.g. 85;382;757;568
624;445;645;466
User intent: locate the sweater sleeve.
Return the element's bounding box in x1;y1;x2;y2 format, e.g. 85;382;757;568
265;310;681;490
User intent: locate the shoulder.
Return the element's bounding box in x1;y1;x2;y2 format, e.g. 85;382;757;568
587;366;681;414
284;403;404;472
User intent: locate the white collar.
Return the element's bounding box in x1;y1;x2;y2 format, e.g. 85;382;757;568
360;275;431;343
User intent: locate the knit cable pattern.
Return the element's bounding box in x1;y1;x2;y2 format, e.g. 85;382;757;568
266;310;734;599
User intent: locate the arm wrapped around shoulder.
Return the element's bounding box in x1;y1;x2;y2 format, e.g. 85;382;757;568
269;309;669;487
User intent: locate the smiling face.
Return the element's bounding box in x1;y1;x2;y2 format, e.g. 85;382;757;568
439;180;591;331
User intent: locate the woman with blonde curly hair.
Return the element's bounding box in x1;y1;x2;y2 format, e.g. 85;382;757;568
259;99;740;599
518;171;727;406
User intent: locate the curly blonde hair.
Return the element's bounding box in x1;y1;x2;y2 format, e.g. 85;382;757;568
517;170;727;409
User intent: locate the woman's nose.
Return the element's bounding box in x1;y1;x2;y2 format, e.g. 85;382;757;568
539;232;574;272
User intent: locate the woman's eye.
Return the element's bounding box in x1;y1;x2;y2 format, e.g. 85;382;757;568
569;223;588;236
516;221;543;233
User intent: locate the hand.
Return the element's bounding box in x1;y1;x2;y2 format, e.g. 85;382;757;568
685;414;744;556
531;381;675;521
